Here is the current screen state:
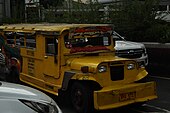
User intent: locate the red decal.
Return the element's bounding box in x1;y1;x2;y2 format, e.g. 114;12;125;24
70;46;109;53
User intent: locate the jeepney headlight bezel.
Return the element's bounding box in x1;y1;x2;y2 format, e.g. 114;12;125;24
98;65;107;73
127;63;135;70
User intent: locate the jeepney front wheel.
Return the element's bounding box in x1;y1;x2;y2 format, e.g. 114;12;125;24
71;82;94;113
129;102;146;108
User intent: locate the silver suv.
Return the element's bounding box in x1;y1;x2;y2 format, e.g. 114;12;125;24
113;31;148;67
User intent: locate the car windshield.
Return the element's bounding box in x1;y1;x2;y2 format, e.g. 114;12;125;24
112;31;125;41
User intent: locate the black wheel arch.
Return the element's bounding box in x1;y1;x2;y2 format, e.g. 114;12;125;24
61;71;102;91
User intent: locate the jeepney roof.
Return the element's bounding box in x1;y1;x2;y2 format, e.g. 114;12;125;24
0;23;113;33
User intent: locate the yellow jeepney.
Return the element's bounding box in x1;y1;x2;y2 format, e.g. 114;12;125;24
0;24;157;113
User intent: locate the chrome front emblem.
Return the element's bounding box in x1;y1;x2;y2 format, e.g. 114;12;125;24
128;50;134;54
130;50;134;53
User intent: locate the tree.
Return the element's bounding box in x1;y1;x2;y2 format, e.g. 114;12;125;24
40;0;63;9
109;0;160;41
41;0;65;22
70;0;103;23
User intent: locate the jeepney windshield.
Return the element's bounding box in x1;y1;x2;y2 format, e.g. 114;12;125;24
64;26;113;53
64;33;112;53
65;33;111;48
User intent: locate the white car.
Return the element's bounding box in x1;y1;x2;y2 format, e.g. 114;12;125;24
0;81;62;113
113;31;148;67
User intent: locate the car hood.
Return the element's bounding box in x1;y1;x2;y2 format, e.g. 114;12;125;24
115;40;145;50
0;81;52;103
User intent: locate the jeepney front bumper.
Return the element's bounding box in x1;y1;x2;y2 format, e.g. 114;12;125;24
94;81;157;110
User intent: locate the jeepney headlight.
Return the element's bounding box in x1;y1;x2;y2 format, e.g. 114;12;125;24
98;65;107;73
127;63;135;70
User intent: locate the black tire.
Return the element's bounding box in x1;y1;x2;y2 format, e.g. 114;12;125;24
71;82;94;113
58;88;72;107
129;102;145;108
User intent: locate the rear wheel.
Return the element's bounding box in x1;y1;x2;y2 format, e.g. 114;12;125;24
71;82;94;113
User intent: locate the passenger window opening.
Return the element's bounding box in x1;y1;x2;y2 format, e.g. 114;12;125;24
5;33;15;46
64;34;72;48
26;35;36;48
45;38;58;55
5;32;36;49
17;36;25;47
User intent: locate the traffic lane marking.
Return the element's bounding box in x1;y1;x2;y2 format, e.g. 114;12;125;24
143;104;170;113
150;75;170;80
129;104;170;113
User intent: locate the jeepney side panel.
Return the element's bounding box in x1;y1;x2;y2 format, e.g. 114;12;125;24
20;33;45;88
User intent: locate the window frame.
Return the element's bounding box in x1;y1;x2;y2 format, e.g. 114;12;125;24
45;37;58;56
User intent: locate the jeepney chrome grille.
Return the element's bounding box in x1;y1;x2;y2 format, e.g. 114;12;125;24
116;49;144;59
110;65;124;81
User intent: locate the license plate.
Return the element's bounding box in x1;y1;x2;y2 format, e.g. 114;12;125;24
119;92;136;101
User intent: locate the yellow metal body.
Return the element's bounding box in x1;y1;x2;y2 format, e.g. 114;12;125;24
94;82;157;110
0;24;157;110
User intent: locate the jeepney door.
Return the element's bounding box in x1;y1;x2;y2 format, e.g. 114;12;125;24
43;37;59;78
